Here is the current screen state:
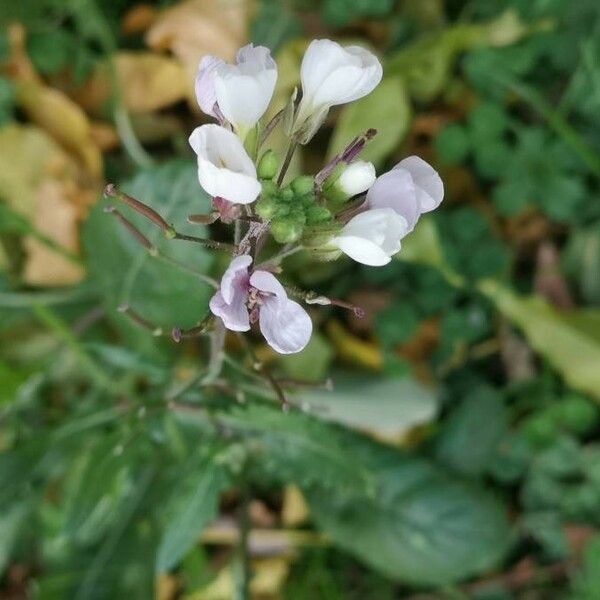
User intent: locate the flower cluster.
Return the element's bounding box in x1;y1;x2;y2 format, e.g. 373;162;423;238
187;39;444;354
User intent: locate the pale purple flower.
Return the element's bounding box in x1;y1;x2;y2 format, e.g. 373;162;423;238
209;255;312;354
366;156;444;231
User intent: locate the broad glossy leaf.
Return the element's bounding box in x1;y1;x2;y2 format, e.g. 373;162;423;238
435;385;507;476
327;76;411;167
307;439;511;586
300;373;438;444
84;160;214;329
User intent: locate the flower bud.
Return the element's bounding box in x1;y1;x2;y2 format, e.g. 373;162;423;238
271;217;303;243
258;149;279;180
255;196;278;219
291;175;315;196
337;161;376;196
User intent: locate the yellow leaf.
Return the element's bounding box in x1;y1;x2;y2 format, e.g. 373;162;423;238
72;52;189;115
186;557;290;600
281;485;309;527
16;80;103;180
0;124;92;286
146;0;249;107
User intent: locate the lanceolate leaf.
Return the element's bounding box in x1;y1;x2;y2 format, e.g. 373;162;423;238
478;281;600;401
156;457;229;573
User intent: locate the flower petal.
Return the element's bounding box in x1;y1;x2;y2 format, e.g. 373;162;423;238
394;156;444;213
366;168;420;230
189;124;261;204
220;254;252;304
214;44;277;131
333;208;408;266
338;160;376;196
297;39;382;125
249;270;287;304
259;297;312;354
209;289;250;331
195;55;224;117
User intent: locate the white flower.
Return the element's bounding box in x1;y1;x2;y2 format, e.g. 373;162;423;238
195;44;277;136
209;255;312;354
332;208;409;266
394;156;444;212
337;161;376;197
189;124;261;204
295;39;382;132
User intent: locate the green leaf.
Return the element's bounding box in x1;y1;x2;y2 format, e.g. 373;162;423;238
84;160;214;330
219;405;373;492
156;457;228;573
571;535;600;599
300;373;438;444
307;438;511;586
251;0;302;53
327;76;411;167
435;123;470;165
0;501;33;576
435;385;507;476
479;281;600;402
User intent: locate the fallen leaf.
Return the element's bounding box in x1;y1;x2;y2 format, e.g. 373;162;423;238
0;124;91;286
281;485;309;527
71;52;189;115
122;4;157;35
185;556;290;600
146;0;249;107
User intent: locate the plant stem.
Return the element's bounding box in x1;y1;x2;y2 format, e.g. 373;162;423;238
234;485;252;600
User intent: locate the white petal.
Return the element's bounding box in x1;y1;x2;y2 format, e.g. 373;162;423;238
259;297;313;354
338;161;376;196
297;39;382;124
333;208;408;266
195;55;224;117
394;156;444;212
214;44;277;131
189;124;261;204
366;168;420;230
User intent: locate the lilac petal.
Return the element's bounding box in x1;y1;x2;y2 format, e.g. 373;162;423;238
249;270;287;304
195;55;224;117
220;255;252;304
394;156;444;213
209;289;250;331
259;296;312;354
366;169;419;231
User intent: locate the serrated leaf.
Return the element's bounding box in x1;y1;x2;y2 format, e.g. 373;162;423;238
219;405;373;492
306;439;511;586
327;76;411;167
156;458;228;573
84;160;214;329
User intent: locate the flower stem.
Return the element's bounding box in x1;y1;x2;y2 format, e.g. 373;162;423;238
276;141;298;186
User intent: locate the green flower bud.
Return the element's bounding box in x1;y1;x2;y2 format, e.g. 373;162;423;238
281;187;295;202
306;205;332;225
255;196;278;219
302;222;341;250
291;175;314;196
261;180;278;198
257;149;279;180
271;217;303;243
